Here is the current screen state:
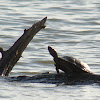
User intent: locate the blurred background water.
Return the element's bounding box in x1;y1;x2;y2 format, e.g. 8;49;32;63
0;0;100;100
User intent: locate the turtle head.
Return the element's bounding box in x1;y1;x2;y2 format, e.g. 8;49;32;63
48;46;58;59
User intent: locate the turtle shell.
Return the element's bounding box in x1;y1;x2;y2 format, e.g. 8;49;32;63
61;56;91;73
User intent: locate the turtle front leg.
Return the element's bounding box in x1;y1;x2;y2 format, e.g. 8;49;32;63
54;64;60;74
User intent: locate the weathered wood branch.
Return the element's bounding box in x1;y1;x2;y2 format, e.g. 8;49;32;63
0;17;47;76
8;72;100;85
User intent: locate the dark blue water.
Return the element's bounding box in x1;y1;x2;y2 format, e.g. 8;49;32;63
0;0;100;99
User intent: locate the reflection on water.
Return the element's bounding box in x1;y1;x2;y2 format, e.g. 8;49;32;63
0;0;100;99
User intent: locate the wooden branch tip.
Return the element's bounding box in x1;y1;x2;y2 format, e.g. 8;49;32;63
0;17;47;76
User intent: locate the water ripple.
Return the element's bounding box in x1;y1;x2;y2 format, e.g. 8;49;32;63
0;0;100;99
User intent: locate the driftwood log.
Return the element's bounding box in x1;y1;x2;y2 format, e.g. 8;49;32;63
0;17;47;76
8;72;100;85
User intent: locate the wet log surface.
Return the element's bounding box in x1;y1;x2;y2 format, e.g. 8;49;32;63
7;72;100;85
0;17;47;76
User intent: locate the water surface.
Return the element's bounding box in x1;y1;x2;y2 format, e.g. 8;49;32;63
0;0;100;100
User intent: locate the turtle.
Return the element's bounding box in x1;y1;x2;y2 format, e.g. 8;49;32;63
48;46;92;76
